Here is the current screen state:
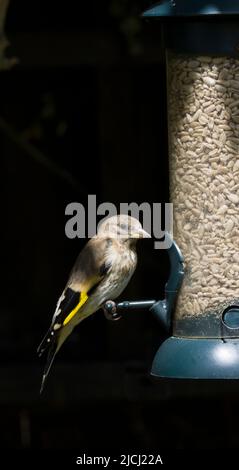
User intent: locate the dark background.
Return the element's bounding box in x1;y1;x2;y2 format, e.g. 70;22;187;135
2;0;239;452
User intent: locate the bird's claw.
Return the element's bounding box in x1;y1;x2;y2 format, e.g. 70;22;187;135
103;300;122;321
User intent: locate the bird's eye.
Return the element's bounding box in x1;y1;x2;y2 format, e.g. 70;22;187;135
120;223;128;230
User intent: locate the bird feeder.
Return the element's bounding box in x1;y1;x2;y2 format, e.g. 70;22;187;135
142;0;239;379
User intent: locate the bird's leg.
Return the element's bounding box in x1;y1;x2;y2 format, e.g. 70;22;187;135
103;300;122;321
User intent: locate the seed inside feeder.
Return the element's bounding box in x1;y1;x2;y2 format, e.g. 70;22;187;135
168;54;239;334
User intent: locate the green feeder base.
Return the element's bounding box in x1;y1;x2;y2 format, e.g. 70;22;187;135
151;337;239;379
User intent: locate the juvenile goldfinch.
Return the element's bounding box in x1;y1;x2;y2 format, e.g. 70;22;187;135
38;214;150;392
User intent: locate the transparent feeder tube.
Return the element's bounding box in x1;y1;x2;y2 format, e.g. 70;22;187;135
167;53;239;337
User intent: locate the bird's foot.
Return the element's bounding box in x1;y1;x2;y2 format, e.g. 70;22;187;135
103;300;122;321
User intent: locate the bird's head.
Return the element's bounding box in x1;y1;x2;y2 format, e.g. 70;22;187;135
97;215;151;246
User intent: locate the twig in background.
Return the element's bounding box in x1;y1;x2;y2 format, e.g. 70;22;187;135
0;0;18;69
0;115;85;194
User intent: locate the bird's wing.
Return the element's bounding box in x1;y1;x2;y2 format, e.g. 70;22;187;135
37;237;113;358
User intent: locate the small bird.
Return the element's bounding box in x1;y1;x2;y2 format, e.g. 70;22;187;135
38;214;150;392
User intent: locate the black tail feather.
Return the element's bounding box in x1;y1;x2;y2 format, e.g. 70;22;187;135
37;327;57;357
40;341;57;394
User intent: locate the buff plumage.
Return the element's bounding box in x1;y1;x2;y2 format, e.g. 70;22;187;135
38;214;150;392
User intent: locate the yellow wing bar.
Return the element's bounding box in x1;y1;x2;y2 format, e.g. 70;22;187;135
63;291;88;326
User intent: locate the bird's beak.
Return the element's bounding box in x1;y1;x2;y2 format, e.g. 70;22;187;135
137;228;151;239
